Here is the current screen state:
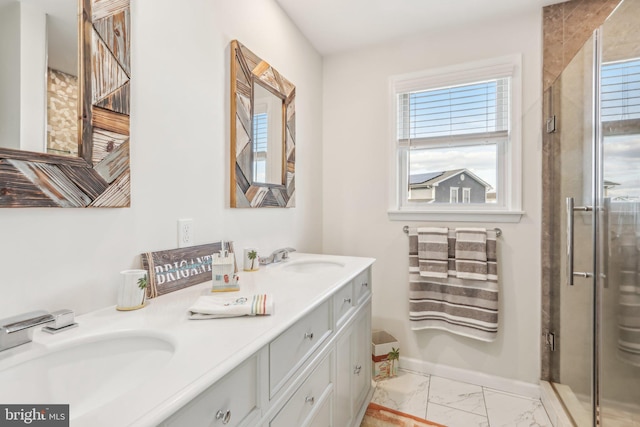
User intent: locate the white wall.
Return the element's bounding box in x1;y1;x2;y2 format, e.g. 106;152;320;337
19;2;47;153
0;0;323;318
0;2;21;150
322;11;543;384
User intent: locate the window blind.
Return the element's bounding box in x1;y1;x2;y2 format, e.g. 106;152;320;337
252;112;268;182
397;78;510;145
601;59;640;122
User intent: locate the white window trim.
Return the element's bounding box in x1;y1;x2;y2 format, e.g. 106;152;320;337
463;187;471;204
387;55;524;223
450;187;459;204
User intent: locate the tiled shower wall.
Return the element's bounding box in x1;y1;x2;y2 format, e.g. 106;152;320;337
47;68;78;156
540;0;622;381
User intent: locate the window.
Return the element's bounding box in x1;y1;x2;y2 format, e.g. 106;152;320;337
252;111;268;183
463;188;471;204
602;58;640;203
450;187;459;203
389;55;523;222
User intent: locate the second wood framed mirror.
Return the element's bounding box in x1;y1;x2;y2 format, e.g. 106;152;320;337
230;40;296;208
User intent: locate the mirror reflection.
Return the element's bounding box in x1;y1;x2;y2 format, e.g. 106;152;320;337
252;81;283;185
0;0;78;156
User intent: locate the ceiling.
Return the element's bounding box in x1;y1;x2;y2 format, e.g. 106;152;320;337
275;0;569;56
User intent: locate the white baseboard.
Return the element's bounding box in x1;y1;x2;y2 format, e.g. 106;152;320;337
399;356;541;399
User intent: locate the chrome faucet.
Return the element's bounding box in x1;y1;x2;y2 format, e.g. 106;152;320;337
259;247;296;265
0;309;77;352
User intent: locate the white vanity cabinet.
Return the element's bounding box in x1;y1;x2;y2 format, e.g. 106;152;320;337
159;263;373;427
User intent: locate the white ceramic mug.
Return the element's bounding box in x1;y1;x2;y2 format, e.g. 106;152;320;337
117;269;147;311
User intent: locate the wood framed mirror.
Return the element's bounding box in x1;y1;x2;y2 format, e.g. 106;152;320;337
230;40;295;208
0;0;130;208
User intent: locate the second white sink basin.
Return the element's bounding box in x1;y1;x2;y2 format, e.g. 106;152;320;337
281;259;345;273
0;331;175;419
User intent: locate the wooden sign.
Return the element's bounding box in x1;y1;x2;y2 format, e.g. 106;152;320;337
141;241;237;298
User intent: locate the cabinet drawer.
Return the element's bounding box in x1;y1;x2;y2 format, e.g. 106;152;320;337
354;268;371;305
270;353;331;427
270;300;331;396
163;355;259;427
333;282;354;328
307;393;332;427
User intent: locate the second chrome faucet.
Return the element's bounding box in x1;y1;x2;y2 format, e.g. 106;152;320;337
259;247;296;265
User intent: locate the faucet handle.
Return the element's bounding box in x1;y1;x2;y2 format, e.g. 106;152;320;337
281;248;296;259
42;309;77;334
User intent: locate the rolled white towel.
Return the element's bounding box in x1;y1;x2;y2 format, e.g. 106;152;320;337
188;294;273;319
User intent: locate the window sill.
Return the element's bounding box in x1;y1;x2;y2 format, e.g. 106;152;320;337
387;209;524;223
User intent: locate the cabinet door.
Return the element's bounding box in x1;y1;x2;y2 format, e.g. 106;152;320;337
352;305;371;413
335;329;353;427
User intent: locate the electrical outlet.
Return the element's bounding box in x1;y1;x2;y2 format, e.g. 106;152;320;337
178;219;193;248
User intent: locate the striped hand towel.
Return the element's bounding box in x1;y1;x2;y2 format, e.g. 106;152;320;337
417;227;449;278
455;228;488;280
188;294;273;319
408;227;499;342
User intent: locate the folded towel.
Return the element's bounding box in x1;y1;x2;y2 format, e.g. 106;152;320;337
188;294;273;319
417;227;449;278
455;228;488;280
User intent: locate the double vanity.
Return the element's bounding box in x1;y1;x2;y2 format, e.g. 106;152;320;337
0;253;374;427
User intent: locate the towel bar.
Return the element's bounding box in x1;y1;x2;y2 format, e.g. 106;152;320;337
402;225;502;237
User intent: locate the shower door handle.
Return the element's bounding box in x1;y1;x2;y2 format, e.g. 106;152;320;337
566;197;593;286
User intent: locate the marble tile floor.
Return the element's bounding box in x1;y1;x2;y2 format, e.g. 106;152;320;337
369;369;553;427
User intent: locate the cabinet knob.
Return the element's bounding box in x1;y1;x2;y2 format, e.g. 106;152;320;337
305;396;315;405
216;409;231;424
354;365;362;375
304;332;314;340
362;282;368;287
343;297;351;304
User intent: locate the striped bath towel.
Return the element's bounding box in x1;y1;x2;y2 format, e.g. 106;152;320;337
613;206;640;366
408;227;499;342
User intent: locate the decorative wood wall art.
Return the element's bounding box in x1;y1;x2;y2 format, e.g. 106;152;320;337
0;0;131;208
141;242;237;298
230;40;296;208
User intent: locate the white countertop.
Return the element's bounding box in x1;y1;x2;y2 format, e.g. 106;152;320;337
0;253;374;427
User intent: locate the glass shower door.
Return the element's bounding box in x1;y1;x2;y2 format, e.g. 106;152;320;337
551;31;597;427
598;0;640;424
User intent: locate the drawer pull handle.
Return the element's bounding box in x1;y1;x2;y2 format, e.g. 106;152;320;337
362;282;368;287
304;332;314;340
216;409;231;424
354;365;362;375
305;396;315;405
343;297;352;304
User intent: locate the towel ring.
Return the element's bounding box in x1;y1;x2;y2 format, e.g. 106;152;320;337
403;225;502;238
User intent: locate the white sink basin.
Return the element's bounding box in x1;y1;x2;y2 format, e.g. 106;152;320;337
0;331;175;419
281;259;346;273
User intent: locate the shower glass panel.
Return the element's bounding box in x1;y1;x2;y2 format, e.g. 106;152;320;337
599;0;640;424
550;1;640;425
